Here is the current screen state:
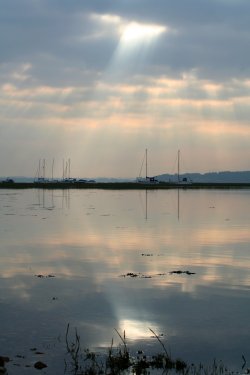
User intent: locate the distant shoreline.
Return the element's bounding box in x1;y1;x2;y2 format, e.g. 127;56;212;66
1;181;250;189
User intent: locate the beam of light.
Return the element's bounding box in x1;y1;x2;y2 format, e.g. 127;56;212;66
116;21;167;59
103;20;167;83
120;22;167;44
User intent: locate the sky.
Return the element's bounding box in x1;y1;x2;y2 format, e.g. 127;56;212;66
1;0;250;179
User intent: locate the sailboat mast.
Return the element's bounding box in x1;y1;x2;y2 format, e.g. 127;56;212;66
177;150;180;183
65;160;68;179
43;159;45;179
52;158;54;180
146;148;148;179
38;159;41;179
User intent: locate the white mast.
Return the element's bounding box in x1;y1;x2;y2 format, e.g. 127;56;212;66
52;158;54;180
43;159;46;179
65;160;68;180
177;150;180;183
38;159;41;179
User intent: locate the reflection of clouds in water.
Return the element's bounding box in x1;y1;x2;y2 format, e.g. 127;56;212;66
0;274;119;351
0;188;250;367
2;230;249;289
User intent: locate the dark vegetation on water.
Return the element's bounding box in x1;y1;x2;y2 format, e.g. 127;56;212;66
120;269;196;278
34;273;55;278
0;326;248;374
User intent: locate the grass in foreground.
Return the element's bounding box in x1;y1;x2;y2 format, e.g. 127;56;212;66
64;324;249;375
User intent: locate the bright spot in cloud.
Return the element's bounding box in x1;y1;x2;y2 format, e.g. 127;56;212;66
104;20;167;77
121;22;166;44
97;14;122;24
94;14;167;42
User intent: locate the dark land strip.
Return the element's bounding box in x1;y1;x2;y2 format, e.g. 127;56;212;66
1;181;250;189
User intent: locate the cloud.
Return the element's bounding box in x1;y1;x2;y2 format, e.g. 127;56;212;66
1;0;249;83
1;0;250;176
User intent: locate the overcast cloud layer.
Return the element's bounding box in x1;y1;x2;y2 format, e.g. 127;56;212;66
1;0;250;178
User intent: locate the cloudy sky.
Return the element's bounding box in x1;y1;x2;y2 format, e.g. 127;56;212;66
1;0;250;178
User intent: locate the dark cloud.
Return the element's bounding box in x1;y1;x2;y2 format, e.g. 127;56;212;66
1;0;249;86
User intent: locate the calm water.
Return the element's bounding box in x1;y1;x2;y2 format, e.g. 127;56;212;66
0;188;249;374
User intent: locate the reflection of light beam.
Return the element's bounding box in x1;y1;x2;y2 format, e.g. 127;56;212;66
119;319;160;340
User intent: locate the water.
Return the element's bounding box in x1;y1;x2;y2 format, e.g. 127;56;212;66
0;188;249;374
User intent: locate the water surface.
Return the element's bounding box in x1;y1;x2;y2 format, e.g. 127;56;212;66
0;188;249;373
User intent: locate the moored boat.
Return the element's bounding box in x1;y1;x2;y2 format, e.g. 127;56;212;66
136;149;159;184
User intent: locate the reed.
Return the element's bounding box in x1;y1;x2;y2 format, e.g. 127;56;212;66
65;325;248;375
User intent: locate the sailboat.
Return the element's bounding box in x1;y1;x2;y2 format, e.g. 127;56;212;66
136;149;159;184
175;150;192;185
62;158;77;183
34;159;50;183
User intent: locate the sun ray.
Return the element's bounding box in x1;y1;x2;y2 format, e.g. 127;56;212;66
120;22;167;44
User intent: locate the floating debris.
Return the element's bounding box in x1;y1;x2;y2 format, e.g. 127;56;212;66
121;272;140;278
35;274;55;278
34;361;47;370
141;253;165;257
120;272;166;279
170;270;196;275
